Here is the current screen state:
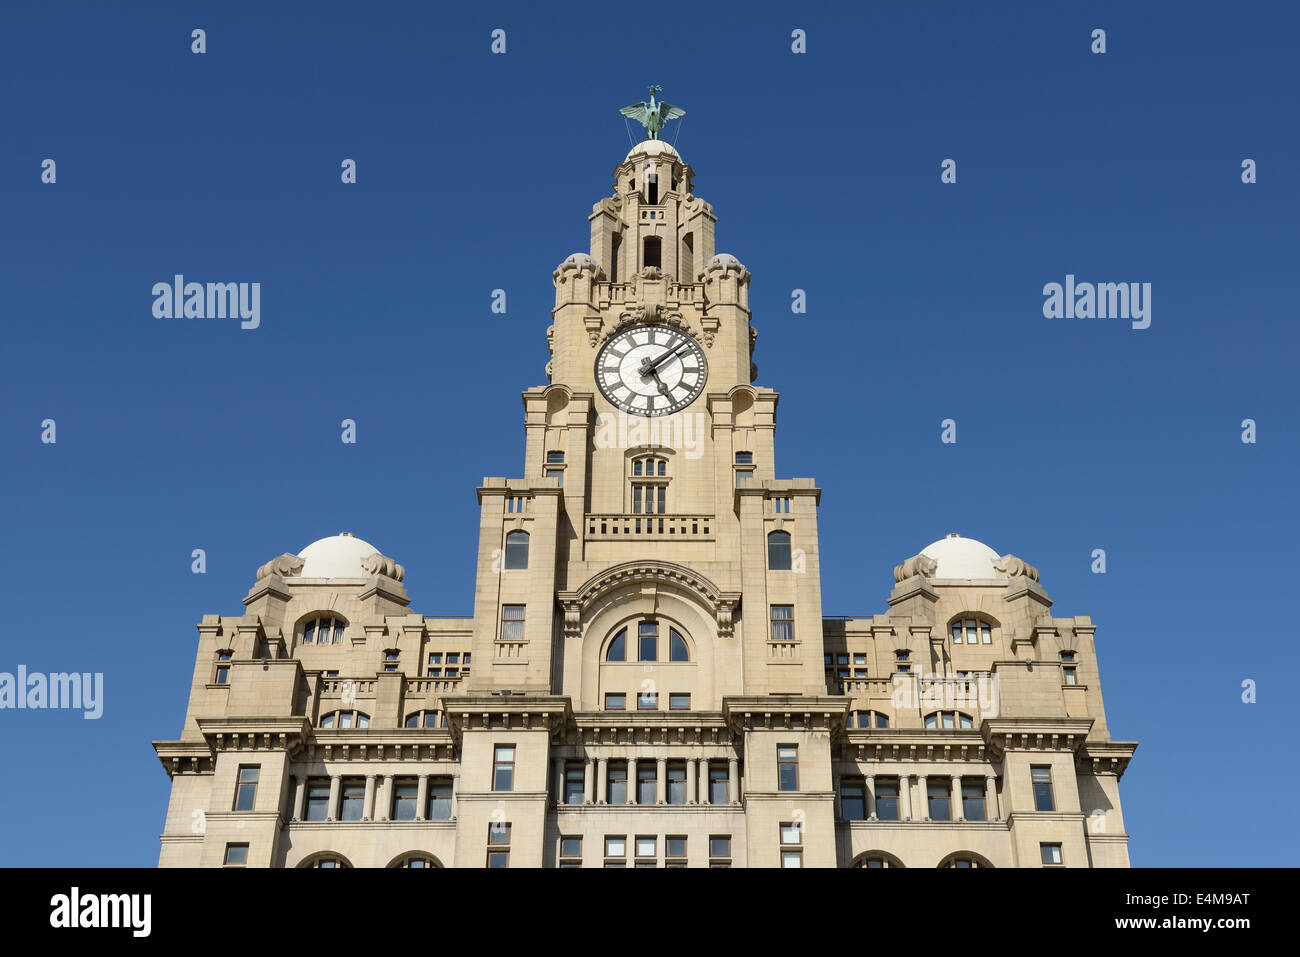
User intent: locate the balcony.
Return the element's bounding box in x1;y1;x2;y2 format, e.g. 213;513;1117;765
585;513;714;541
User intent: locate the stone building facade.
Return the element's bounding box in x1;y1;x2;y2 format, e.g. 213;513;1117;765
152;137;1137;868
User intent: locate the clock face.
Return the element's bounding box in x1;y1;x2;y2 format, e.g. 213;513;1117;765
595;324;708;417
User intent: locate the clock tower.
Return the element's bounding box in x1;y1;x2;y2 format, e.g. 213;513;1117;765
472;134;830;712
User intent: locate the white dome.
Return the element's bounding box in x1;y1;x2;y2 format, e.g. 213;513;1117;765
297;532;380;579
560;252;599;269
920;534;1001;580
625;139;681;162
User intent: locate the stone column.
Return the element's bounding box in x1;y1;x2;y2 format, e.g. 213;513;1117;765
583;756;595;804
292;775;306;822
699;759;710;805
951;774;963;822
866;774;876;820
687;758;698;804
986;774;999;820
416;775;429;821
656;757;667;804
553;757;565;804
377;774;391;821
326;775;340;822
628;757;638;805
450;774;458;819
728;756;739;804
363;774;376;821
900;774;913;821
597;757;608;804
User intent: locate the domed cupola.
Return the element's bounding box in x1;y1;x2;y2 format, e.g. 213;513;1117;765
297;532;383;579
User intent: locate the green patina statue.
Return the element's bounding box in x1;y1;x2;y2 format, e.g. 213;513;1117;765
619;85;685;140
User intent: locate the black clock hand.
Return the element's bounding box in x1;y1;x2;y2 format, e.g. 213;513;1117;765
650;369;671;396
640;339;688;375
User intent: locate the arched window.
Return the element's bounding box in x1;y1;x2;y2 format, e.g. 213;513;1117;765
923;711;974;730
853;852;904;868
630;456;668;514
302;616;347;645
404;710;445;729
392;855;440;868
669;629;689;662
299;854;352;868
606;628;626;661
768;530;792;570
504;531;529;570
949;616;993;645
939;853;992;869
319;710;369;729
644;236;661;268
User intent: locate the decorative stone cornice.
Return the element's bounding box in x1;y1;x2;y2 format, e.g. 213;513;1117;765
558;560;741;638
981;717;1095;757
1076;741;1139;780
441;694;572;747
722;696;849;736
594;302;709;349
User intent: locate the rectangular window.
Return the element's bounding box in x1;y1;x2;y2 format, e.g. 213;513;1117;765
489;822;511;845
666;836;687;859
545;468;564;486
546;451;565;464
841;777;866;820
304;778;330;821
605;692;626;710
1063;666;1077;685
635;836;656;858
339;777;365;821
709;762;729;804
637;764;656;804
560;835;582;860
233;765;259;812
777;746;798;791
962;781;986;821
770;605;794;642
428;778;453;820
493;746;516;792
734;452;753;465
501;605;525;642
669;693;690;710
215;666;230;685
1041;843;1063;865
428;653;442;665
1032;766;1055;811
667;762;687;805
392;778;418;821
638;621;658;661
781;850;803;868
223;843;248;866
709;835;731;865
779;822;801;845
487;850;509;868
927;779;951;821
608;763;627;805
875;779;899;821
565;762;585;805
605;836;626;859
637;690;658;710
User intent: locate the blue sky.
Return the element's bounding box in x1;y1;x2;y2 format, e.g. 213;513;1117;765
0;0;1295;866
